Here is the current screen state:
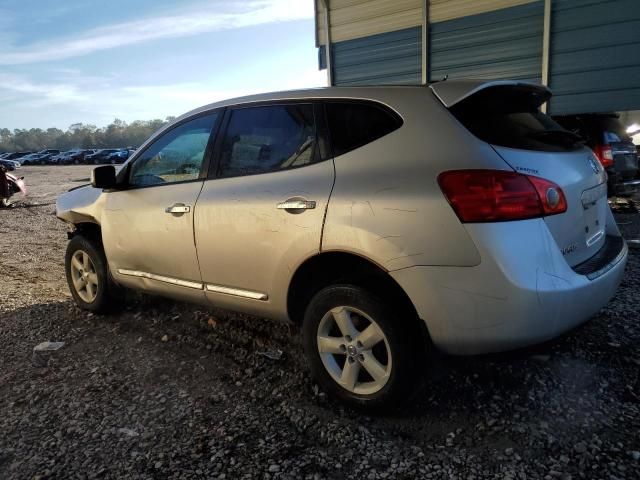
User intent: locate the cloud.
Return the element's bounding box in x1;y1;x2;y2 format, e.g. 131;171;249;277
0;0;314;65
0;74;89;105
0;67;327;129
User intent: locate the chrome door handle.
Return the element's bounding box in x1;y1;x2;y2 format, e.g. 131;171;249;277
165;204;191;214
277;199;316;210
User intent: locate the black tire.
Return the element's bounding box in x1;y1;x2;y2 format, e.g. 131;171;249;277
65;234;123;313
302;284;422;411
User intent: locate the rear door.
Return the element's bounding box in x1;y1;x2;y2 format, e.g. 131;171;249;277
194;102;334;319
443;82;609;266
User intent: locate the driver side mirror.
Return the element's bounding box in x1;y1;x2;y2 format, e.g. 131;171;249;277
91;165;117;189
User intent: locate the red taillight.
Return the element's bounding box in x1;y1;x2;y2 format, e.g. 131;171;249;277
593;144;614;168
438;170;567;223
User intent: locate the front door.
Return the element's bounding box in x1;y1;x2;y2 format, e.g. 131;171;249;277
101;112;221;302
194;103;334;319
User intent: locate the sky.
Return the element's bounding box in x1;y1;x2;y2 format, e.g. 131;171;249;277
0;0;326;130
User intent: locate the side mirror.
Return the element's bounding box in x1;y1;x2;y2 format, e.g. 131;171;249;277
91;165;117;189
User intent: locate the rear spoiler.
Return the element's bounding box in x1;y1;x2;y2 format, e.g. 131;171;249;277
430;79;551;108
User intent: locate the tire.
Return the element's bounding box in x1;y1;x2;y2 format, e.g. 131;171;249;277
302;284;422;411
65;234;123;313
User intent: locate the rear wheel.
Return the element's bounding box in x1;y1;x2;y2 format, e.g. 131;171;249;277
65;234;123;313
303;284;422;410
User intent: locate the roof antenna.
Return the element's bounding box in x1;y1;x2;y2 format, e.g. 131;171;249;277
431;74;448;84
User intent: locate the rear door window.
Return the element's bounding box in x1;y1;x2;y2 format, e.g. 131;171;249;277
449;86;583;152
325;101;402;157
217;104;317;178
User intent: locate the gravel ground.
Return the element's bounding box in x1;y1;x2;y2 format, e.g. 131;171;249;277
1;166;639;480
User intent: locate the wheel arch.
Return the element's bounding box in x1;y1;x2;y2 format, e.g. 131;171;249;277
287;251;424;333
70;221;102;244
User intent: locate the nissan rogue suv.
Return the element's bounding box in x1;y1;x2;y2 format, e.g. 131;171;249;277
56;81;628;409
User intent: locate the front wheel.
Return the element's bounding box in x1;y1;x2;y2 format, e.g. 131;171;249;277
65;234;122;313
302;284;422;411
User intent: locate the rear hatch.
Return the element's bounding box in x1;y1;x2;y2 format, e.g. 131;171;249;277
433;81;609;267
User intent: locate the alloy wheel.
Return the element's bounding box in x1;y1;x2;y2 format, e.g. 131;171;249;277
317;306;392;395
70;250;99;303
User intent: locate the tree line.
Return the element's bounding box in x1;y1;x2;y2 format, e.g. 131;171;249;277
0;117;176;152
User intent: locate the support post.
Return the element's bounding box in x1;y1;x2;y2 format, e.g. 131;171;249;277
422;0;429;84
320;0;333;86
541;0;552;112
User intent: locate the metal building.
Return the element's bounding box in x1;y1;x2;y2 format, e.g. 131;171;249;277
315;0;640;115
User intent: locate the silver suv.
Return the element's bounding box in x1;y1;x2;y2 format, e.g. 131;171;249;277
57;81;628;409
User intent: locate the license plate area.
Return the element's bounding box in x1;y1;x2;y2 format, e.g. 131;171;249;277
581;183;607;247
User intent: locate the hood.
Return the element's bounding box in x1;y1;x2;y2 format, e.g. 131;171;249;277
429;79;551;108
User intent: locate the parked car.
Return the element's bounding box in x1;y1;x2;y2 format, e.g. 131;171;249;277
20;152;53;165
85;149;120;164
57;82;628;409
104;149;131;164
0;159;19;171
37;149;60;158
554;113;640;196
52;149;92;165
2;152;33;160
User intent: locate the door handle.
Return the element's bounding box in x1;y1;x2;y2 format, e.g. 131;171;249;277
276;199;316;211
165;204;191;214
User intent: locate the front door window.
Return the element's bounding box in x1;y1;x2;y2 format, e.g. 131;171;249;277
130;114;219;187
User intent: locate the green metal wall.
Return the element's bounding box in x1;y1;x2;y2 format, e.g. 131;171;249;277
329;27;422;86
429;1;544;83
319;0;640;114
548;0;640;114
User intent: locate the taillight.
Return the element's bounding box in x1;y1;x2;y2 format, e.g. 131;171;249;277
593;144;614;168
438;170;567;223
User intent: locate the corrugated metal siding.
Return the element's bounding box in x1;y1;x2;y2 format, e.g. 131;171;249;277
548;0;640;114
429;2;544;83
331;27;422;85
316;0;421;45
316;0;540;45
430;0;538;23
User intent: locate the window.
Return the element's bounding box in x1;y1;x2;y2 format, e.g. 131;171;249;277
325;101;402;157
218;104;316;177
129;113;218;187
450;86;583;152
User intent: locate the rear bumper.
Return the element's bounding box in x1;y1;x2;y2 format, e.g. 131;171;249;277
391;219;627;355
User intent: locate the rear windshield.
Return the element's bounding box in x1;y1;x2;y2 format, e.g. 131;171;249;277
449;86;583;152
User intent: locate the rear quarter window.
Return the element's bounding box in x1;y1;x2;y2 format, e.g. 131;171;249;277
325;101;402;157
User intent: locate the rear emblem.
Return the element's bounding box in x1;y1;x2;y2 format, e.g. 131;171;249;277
587;156;600;174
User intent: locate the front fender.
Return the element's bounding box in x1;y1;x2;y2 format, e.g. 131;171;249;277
56;185;105;226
